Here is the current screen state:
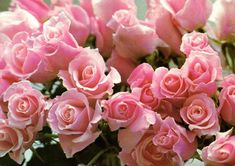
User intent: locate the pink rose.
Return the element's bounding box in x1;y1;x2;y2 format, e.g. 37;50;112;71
47;89;102;158
181;51;222;96
151;67;189;107
160;0;212;31
51;0;72;6
11;0;50;22
146;0;182;54
119;115;197;165
218;75;235;126
3;32;42;79
107;50;138;83
0;8;40;39
202;129;235;165
102;92;156;132
59;48;121;99
180;93;220;136
109;10;163;61
0;113;24;164
127;63;154;89
119;131;184;166
50;5;91;46
34;12;80;72
208;0;235;42
3;81;46;131
180;31;214;56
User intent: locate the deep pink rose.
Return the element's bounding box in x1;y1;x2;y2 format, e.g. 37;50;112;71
3;81;46;131
208;0;235;42
102;92;156;132
202;129;235;165
0;8;40;39
180;93;220;136
59;48;121;99
11;0;50;22
160;0;212;31
146;0;182;54
47;89;102;158
218;75;235;126
181;51;222;96
151;67;189;107
107;50;138;83
180;31;214;56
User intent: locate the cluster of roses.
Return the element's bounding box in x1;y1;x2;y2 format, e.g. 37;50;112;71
1;0;235;165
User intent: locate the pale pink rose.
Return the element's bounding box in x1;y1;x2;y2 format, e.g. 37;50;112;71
208;0;235;42
180;93;220;136
80;0;94;16
59;48;121;99
47;89;102;158
180;31;214;56
151;67;189;107
107;50;138;83
146;0;182;54
202;129;235;166
110;11;163;60
119;131;184;166
218;76;235;125
181;51;222;96
3;81;46;131
90;0;136;23
3;32;42;79
102;92;156;132
127;63;154;89
0;118;24;164
50;5;91;46
34;12;80;72
160;0;212;31
0;8;40;39
152;116;197;160
11;0;50;22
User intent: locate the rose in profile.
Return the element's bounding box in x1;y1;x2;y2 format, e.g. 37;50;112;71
202;129;235;165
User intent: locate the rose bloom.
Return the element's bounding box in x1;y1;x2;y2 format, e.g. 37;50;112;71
59;47;121;99
0;110;24;164
180;93;220;136
180;31;214;56
208;0;235;42
119;115;197;166
3;81;46;132
109;10;162;61
151;67;189;107
218;75;235;126
202;129;235;165
47;89;102;158
181;50;222;96
3;32;42;79
102;92;156;132
119;131;184;166
11;0;50;22
0;8;40;39
160;0;212;31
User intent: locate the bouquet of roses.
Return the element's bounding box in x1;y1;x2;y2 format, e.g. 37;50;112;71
1;0;235;165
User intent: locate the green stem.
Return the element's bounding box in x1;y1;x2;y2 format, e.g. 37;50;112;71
87;147;117;166
30;147;45;164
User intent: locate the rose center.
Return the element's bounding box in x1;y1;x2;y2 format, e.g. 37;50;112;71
82;65;95;80
17;99;29;113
